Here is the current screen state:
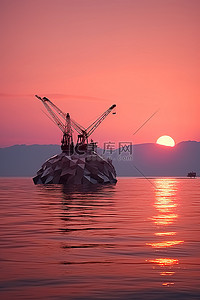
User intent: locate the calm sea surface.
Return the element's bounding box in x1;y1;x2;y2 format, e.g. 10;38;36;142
0;178;200;300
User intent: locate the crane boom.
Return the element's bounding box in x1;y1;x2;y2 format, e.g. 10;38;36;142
86;104;116;138
35;95;86;137
35;95;74;153
35;95;116;149
35;95;66;133
42;96;86;135
70;118;86;136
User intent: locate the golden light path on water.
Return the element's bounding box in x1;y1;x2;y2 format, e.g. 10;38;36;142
148;258;179;266
155;232;176;236
146;178;184;287
147;240;184;248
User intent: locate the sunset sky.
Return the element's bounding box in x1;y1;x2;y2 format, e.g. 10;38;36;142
0;0;199;147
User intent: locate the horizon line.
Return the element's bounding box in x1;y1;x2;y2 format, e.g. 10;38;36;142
0;140;199;149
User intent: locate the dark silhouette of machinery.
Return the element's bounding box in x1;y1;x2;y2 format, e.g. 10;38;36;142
33;95;117;185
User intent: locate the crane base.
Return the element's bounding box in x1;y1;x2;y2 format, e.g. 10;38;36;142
33;152;117;185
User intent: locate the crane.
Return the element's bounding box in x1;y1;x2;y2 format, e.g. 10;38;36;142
35;95;116;153
85;104;116;138
41;96;86;134
60;112;74;152
35;95;74;153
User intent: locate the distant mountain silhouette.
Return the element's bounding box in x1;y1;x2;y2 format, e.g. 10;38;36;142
111;141;200;177
0;144;60;177
0;141;199;177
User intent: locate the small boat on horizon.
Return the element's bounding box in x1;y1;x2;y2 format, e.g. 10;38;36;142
187;172;197;178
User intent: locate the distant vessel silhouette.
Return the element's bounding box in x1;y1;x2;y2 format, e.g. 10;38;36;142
187;172;196;178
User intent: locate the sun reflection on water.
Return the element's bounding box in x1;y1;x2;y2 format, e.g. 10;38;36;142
160;272;175;276
147;178;184;287
155;232;176;236
148;258;179;266
147;240;183;248
151;213;178;225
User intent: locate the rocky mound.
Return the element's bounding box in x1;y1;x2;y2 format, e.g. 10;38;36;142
33;152;117;185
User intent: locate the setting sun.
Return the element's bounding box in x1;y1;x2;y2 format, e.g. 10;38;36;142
156;136;175;147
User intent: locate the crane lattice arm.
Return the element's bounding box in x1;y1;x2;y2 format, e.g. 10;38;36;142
41;96;86;135
35;95;116;146
35;95;66;133
36;95;75;153
85;104;116;138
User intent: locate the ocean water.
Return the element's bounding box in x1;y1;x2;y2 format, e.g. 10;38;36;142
0;177;199;300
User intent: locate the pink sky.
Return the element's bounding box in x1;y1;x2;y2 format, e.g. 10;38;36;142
0;0;199;147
